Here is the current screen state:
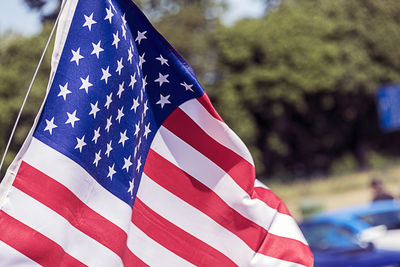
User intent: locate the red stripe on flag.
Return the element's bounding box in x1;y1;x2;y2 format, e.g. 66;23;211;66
13;161;144;266
132;198;236;266
197;94;224;122
163;108;295;217
0;211;85;267
144;149;312;266
163;108;255;194
121;248;149;267
252;187;292;216
144;149;266;249
258;232;314;267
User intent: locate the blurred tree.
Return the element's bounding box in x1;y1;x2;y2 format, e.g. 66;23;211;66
23;0;60;21
24;0;48;11
0;25;53;176
212;0;400;177
149;0;225;83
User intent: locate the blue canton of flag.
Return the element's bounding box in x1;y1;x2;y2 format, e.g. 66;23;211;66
34;0;203;207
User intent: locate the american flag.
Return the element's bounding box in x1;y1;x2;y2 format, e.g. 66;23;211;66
0;0;313;266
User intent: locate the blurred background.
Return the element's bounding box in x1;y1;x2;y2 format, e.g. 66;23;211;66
2;0;400;265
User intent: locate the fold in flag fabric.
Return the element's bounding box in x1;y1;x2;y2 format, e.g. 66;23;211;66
0;0;313;266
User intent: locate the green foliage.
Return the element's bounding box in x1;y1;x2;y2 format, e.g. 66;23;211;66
151;0;224;83
212;0;400;177
0;25;53;175
329;153;358;175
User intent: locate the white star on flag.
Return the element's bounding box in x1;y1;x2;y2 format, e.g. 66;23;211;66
93;150;102;167
121;13;127;27
134;122;140;137
122;156;133;173
119;130;129;147
83;13;96;31
104;93;113;109
121;25;127;40
89;101;100;119
58;82;71;101
112;31;120;49
105;116;113;132
129;73;137;89
91;41;104;59
116;58;124;75
92;127;101;144
65;110;80;128
136;157;142;172
80;75;93;94
107;164;116;180
105;141;113;158
143;123;151;139
75;135;87;152
141;76;148;91
154;73;170;87
101;66;111;84
156;54;169;66
117;82;125;98
135;30;147;44
131;97;140;112
128;180;134;195
70;48;84;65
127;48;133;64
181;81;194;92
116;107;125;123
104;7;114;23
44;117;57;135
156;94;171;108
139;53;146;69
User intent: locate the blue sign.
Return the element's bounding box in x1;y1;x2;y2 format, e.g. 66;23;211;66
377;83;400;132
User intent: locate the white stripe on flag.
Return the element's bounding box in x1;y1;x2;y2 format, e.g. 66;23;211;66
152;126;307;245
137;173;299;267
23;138;132;233
255;179;270;189
179;99;255;165
127;222;194;267
251;253;306;267
0;241;40;267
2;187;123;267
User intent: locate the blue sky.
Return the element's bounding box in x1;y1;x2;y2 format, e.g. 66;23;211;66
0;0;264;36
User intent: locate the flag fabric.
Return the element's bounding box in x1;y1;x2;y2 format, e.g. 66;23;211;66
0;0;313;266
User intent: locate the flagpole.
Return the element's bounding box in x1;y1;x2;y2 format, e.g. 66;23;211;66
0;2;66;173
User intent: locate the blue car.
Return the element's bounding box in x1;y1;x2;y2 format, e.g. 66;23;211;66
300;200;400;266
307;200;400;232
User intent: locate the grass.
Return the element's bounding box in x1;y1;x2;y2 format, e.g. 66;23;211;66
264;165;400;220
